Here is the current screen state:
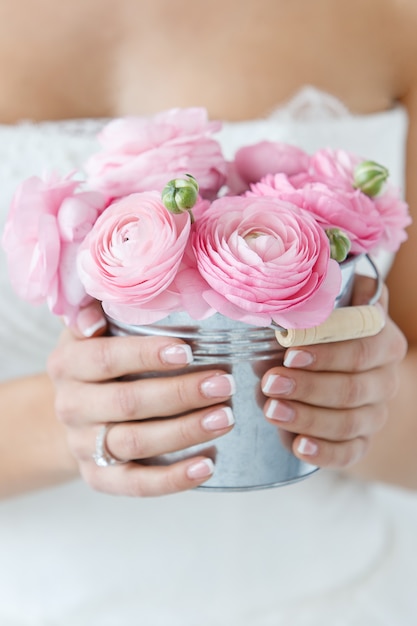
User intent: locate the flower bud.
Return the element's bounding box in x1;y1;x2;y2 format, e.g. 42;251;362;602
326;228;351;263
162;174;199;220
353;160;389;197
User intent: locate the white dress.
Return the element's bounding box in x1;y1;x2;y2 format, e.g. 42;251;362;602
0;88;416;626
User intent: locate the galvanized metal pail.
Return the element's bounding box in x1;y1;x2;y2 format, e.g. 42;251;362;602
107;255;380;491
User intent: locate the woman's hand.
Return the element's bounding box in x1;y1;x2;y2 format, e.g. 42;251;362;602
47;306;236;497
261;276;408;470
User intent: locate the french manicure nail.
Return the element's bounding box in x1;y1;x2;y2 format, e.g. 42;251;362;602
76;307;107;337
262;374;294;395
201;374;236;398
297;437;318;456
284;350;314;368
202;407;235;431
265;399;294;422
161;343;193;365
186;458;215;480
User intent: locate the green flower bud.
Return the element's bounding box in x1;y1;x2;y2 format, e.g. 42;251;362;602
353;160;389;197
326;228;351;263
162;174;199;222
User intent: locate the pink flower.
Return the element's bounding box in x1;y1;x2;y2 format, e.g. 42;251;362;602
77;192;191;324
230;141;310;193
248;174;384;254
372;186;411;253
191;195;342;328
304;148;411;252
306;148;360;190
85;108;227;200
1;173;106;323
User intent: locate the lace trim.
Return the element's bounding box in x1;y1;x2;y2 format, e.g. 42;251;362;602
0;117;106;136
0;86;405;138
0;119;106;184
269;86;350;121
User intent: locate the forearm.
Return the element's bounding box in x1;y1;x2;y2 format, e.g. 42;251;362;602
0;373;79;498
345;344;417;490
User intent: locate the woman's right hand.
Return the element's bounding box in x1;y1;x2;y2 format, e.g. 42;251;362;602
47;307;235;497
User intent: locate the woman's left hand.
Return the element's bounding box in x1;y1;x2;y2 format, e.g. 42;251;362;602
261;276;408;469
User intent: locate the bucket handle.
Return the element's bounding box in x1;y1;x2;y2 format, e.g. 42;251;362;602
274;254;385;347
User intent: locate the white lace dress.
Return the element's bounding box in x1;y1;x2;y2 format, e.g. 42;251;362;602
0;89;416;626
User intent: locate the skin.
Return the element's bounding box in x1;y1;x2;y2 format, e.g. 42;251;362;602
0;0;415;497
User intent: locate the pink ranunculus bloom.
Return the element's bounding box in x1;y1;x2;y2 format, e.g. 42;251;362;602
253;146;411;254
306;148;411;251
299;184;387;254
191;195;342;328
1;173;106;324
85;108;228;200
305;148;360;190
231;141;310;192
248;173;385;254
371;186;411;253
77;191;191;325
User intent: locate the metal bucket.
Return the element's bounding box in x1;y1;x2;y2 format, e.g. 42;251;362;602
107;255;379;491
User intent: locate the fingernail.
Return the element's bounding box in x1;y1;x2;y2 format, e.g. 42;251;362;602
76;307;107;337
284;350;314;368
161;343;193;365
262;375;294;395
186;458;215;480
265;399;294;422
297;437;318;456
202;407;235;431
201;374;236;398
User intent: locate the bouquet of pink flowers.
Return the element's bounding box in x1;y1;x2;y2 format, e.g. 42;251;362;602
2;107;411;330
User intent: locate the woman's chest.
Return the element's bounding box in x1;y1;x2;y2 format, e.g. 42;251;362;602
0;0;409;122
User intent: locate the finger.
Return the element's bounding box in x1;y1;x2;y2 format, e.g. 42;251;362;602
69;302;107;338
279;277;405;375
264;398;387;441
261;362;400;409
291;434;371;469
280;317;407;374
351;274;388;310
80;455;216;497
48;334;195;381
72;405;235;463
55;371;236;425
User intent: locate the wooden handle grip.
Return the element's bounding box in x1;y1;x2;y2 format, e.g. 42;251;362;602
275;305;385;347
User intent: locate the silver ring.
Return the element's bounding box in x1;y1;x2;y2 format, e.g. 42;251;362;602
93;424;122;467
